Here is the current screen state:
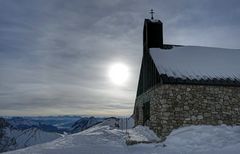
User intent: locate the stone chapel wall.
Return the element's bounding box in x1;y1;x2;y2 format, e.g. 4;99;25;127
134;84;240;138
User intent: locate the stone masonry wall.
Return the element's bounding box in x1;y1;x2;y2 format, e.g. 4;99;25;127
134;84;240;138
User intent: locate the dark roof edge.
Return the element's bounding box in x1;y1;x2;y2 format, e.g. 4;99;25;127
159;44;183;49
160;74;240;87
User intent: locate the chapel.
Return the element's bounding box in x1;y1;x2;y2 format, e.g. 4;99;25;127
134;16;240;138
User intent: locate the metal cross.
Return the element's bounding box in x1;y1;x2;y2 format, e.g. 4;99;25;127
150;9;154;20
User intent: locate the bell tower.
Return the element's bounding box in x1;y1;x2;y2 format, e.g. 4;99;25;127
143;14;163;51
136;11;163;96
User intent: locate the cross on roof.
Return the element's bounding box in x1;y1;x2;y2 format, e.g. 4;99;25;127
150;9;154;20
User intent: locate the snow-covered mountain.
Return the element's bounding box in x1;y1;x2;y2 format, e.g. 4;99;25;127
4;122;136;154
70;116;135;134
0;118;61;153
6;117;59;133
70;116;103;133
5;116;82;133
4;116;134;134
98;117;120;128
7;117;39;128
26;116;81;130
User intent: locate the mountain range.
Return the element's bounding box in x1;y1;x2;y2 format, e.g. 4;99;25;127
1;116;127;153
0;117;61;153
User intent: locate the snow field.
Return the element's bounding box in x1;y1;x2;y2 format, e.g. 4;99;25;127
5;124;240;154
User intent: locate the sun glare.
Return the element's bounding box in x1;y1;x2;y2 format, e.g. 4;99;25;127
108;63;129;86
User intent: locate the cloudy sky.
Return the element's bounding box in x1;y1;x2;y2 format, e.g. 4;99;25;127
1;0;240;116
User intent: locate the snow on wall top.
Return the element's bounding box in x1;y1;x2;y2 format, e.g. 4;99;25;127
150;46;240;80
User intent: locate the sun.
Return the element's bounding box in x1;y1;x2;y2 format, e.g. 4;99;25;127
108;63;129;86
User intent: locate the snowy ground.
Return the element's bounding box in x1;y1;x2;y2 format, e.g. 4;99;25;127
4;124;240;154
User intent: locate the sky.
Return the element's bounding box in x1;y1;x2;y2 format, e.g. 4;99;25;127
1;0;240;116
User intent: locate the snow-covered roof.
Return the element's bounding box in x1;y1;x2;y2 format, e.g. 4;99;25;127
150;46;240;80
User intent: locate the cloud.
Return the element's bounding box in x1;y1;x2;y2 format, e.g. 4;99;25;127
1;0;240;116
